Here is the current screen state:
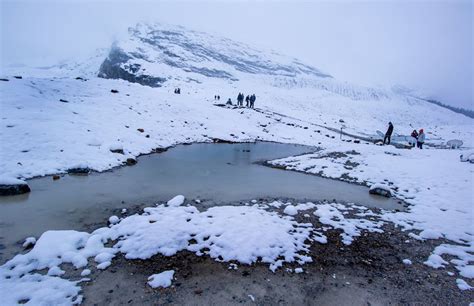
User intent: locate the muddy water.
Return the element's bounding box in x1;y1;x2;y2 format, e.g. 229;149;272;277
0;142;401;263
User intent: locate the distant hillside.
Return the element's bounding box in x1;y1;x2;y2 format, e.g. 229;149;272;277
425;99;474;119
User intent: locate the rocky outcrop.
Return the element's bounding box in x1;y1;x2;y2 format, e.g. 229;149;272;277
0;183;31;196
98;46;166;87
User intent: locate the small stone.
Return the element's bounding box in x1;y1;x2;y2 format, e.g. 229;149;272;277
126;158;137;166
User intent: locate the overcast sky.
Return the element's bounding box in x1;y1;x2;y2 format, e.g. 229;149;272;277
1;0;472;109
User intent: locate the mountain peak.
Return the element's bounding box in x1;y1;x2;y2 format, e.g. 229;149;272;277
98;22;332;87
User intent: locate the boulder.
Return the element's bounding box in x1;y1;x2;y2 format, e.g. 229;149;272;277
126;158;137;166
110;148;124;154
0;179;30;196
369;184;392;197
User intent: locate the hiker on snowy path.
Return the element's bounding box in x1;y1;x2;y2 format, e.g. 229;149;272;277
417;129;425;149
383;122;394;145
245;95;250;107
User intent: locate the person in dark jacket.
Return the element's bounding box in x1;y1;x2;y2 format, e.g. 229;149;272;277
410;129;418;147
417;129;425;149
239;93;244;106
383;122;394;145
250;94;256;108
226;98;232;105
245;95;250;107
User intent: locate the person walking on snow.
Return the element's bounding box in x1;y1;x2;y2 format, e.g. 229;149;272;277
417;129;425;149
245;95;250;107
383;122;394;145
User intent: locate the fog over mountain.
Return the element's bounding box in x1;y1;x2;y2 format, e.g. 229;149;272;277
1;0;472;109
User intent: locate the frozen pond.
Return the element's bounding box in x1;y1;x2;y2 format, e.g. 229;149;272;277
0;142;402;263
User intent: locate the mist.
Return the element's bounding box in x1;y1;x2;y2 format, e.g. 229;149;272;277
1;0;472;109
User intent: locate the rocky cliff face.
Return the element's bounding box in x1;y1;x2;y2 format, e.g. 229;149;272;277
98;23;332;87
98;45;167;87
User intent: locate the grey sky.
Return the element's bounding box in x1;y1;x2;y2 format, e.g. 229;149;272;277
1;0;472;109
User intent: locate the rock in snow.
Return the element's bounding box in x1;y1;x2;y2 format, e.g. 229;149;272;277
22;237;37;248
147;270;175;288
369;183;392;197
0;177;30;196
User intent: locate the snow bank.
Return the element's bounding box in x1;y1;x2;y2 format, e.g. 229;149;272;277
167;195;185;207
0;176;26;185
101;203;313;271
0;230;113;305
148;270;175;288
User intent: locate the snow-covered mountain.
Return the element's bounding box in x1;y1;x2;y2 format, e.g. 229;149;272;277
98;23;392;101
98;23;331;84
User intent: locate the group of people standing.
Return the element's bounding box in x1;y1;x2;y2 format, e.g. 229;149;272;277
236;93;256;108
174;88;181;94
410;129;426;149
383;122;426;149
